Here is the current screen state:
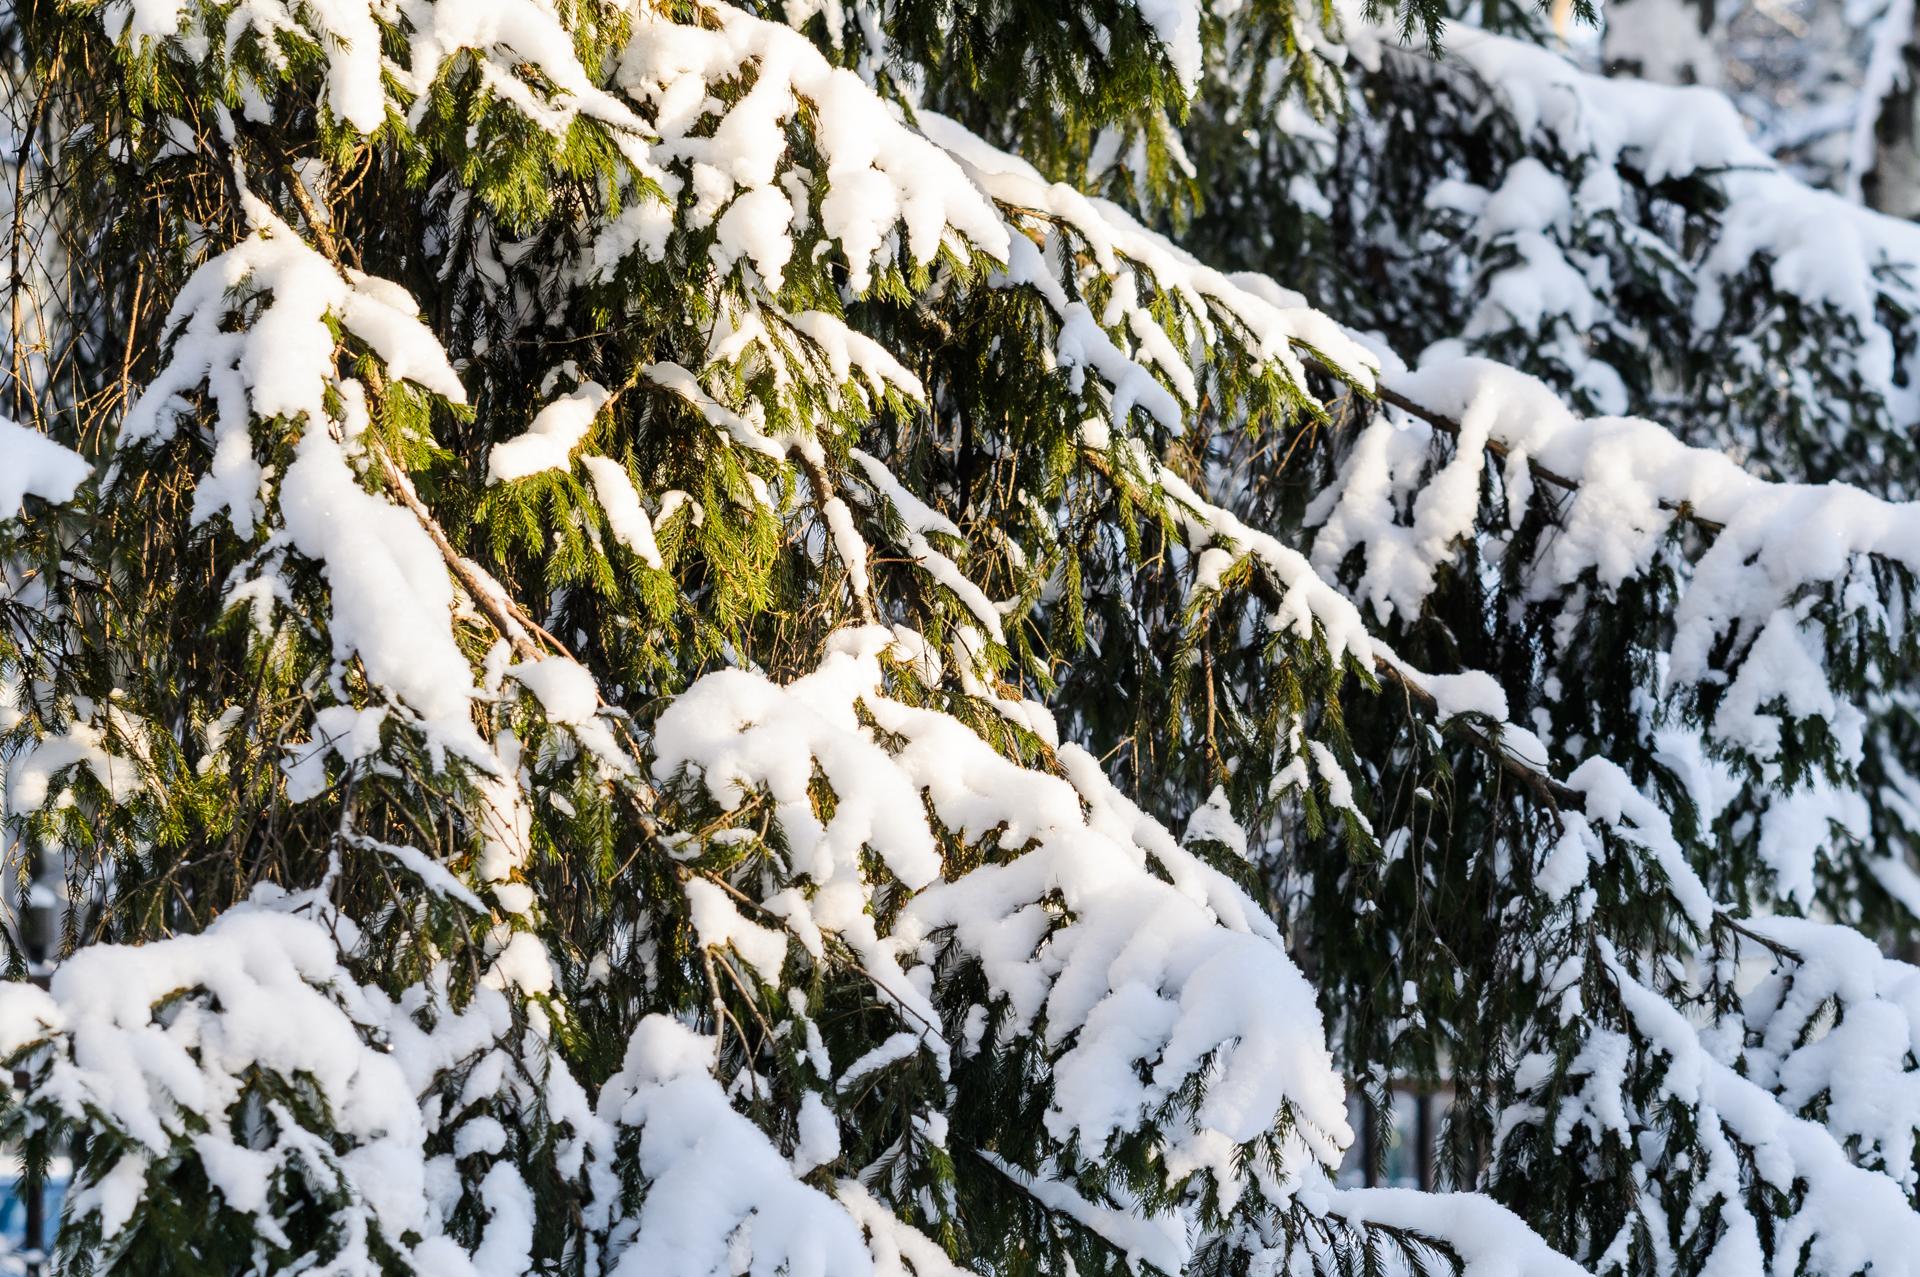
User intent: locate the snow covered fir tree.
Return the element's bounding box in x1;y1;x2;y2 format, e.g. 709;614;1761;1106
12;0;1920;1271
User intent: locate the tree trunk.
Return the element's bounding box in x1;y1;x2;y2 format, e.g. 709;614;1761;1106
1862;2;1920;216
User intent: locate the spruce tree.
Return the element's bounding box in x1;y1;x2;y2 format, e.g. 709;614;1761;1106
5;2;1920;1276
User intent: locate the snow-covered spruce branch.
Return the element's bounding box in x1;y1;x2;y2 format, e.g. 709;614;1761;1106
1591;938;1920;1275
927;102;1920;803
1074;439;1581;813
1363;380;1705;531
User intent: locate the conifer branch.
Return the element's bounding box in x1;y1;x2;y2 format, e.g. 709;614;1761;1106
1078;444;1585;814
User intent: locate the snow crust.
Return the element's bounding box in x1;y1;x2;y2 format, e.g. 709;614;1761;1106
580;454;665;568
488;381;610;483
594;1016;873;1277
280;429;494;769
0;418;87;521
